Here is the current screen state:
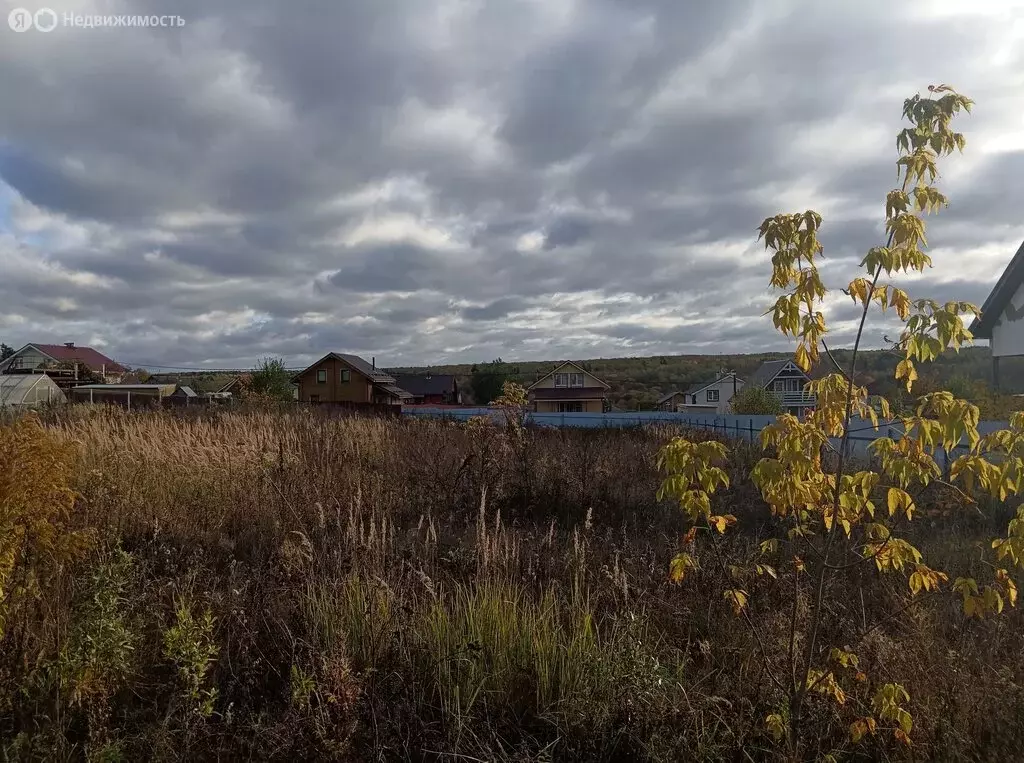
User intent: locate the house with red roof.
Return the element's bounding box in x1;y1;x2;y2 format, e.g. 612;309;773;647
0;342;126;387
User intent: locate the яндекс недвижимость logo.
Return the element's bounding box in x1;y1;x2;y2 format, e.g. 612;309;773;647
8;7;183;32
8;7;58;32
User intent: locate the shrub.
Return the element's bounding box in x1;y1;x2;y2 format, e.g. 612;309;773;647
162;598;219;722
0;414;92;639
246;356;295;402
730;385;784;415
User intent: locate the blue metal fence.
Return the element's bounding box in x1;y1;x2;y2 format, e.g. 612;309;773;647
402;406;1012;464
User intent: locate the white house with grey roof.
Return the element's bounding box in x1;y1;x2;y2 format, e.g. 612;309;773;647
968;238;1024;389
660;372;744;414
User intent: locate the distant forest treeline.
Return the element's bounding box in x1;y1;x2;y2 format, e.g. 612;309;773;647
391;346;1022;413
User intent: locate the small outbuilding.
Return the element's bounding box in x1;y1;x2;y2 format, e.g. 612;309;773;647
69;383;177;408
0;373;67;409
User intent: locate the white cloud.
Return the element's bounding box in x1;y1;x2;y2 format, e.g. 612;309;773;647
516;231;545;252
339;213;460;250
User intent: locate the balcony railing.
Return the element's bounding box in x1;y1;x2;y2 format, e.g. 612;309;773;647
772;390;817;407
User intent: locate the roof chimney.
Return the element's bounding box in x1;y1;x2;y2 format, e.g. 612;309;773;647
372;356;375;369
65;342;75;348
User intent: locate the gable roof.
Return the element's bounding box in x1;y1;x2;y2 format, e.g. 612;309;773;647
749;359;808;388
970;238;1024;338
3;343;126;373
290;353;395;384
390;373;456;397
528;360;610;390
217;374;250;393
682;373;744;397
656;390;686;405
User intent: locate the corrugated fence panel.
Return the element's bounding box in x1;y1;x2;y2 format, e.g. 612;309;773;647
401;407;1010;465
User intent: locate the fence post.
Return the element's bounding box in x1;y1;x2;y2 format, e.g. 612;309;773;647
749;419;754;444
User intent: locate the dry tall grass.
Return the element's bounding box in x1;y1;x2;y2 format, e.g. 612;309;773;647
0;406;1022;761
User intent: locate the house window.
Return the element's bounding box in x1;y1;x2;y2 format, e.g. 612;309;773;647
555;371;584;388
316;369;327;384
774;378;801;392
340;369;350;383
309;394;321;403
558;401;583;413
707;389;720;402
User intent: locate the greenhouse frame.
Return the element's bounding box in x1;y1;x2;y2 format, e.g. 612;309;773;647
0;373;67;408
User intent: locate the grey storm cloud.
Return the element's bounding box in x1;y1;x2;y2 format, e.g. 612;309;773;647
461;298;534;322
0;0;1022;370
543;216;593;250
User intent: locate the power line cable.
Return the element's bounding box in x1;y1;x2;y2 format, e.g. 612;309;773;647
116;361;303;372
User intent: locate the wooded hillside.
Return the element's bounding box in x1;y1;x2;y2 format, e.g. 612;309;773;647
390;346;1022;411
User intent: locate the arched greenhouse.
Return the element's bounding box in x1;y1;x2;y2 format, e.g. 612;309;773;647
0;374;66;409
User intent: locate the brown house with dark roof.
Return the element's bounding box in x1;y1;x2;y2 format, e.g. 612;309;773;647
290;353;411;405
390;372;461;405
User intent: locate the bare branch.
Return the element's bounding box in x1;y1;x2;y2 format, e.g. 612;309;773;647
820;340;852;383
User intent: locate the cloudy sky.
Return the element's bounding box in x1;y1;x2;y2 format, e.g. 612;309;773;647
1;0;1022;370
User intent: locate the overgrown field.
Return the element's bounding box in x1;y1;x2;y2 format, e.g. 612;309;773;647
1;406;1022;761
